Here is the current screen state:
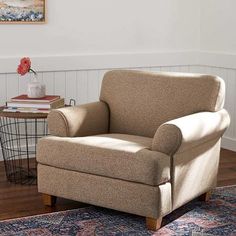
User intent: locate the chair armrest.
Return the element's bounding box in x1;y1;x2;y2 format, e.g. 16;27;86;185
47;101;109;137
152;109;230;155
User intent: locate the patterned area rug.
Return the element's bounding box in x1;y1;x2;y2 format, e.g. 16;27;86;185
0;186;235;236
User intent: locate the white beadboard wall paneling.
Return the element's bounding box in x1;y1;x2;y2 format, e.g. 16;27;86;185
98;70;109;93
0;64;236;153
211;68;231;137
87;70;100;103
226;69;236;139
76;71;88;105
77;71;88;105
216;68;234;151
42;72;55;95
188;65;202;73
54;72;66;99
18;74;29;95
0;74;6;106
186;65;236;152
163;66;174;72
222;137;236;153
150;67;161;72
138;67;150;72
37;72;43;81
6;74;19;101
65;71;77;105
160;67;168;72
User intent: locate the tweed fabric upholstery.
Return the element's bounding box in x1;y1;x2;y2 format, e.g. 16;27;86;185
172;138;221;210
37;133;170;186
47;102;109;137
100;70;225;137
37;69;230;223
38;164;172;218
152;109;230;155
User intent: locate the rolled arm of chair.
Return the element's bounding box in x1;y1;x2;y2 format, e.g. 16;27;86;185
47;101;109;137
152;109;230;155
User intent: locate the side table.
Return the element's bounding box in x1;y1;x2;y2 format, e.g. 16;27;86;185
0;108;48;185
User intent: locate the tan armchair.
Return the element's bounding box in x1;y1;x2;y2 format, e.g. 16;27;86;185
37;70;230;230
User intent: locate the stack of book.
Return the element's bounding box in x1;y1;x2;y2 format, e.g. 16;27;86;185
4;95;65;113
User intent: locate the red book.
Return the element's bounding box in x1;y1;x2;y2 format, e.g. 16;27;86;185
11;94;60;103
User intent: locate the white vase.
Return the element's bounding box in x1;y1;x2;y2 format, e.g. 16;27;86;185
27;74;46;98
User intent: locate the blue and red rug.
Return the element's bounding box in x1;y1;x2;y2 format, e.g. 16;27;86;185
0;186;235;236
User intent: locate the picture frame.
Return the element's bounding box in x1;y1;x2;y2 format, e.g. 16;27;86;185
0;0;46;24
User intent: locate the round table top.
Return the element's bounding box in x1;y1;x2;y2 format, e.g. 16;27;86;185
0;107;48;119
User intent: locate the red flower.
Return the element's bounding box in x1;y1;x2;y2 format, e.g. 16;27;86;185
20;57;31;68
17;64;29;76
17;57;32;76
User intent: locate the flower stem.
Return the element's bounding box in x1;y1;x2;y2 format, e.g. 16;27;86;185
29;68;37;75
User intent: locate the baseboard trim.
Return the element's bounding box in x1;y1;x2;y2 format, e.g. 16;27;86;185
222;136;236;152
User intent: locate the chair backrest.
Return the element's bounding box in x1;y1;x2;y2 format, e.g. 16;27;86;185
100;70;225;137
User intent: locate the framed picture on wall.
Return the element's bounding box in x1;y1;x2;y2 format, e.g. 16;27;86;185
0;0;46;23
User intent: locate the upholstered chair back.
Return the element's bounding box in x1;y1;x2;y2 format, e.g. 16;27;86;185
100;70;225;137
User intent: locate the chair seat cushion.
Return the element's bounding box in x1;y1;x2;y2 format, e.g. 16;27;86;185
37;133;170;186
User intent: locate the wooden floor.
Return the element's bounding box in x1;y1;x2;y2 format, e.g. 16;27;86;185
0;149;235;221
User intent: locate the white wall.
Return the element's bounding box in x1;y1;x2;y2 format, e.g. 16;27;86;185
200;0;236;53
0;0;199;58
0;1;236;153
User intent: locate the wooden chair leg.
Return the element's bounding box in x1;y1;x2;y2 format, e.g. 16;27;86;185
199;191;212;202
146;217;163;231
42;194;57;206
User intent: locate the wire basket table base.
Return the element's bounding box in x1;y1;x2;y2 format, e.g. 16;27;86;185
0;113;48;185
